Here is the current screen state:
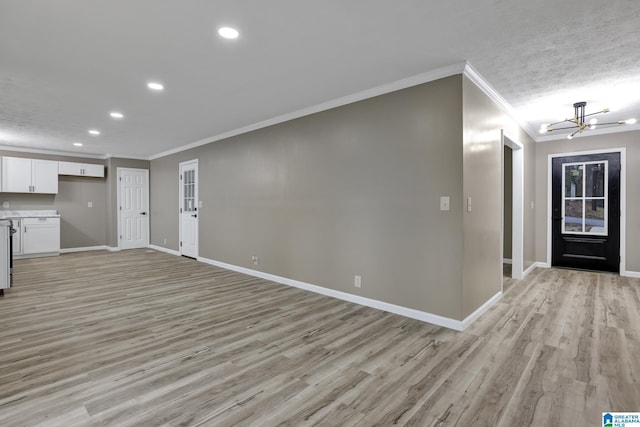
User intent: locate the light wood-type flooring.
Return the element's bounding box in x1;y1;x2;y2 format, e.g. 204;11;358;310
1;250;639;426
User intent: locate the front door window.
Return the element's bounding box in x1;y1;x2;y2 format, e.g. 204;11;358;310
562;161;607;235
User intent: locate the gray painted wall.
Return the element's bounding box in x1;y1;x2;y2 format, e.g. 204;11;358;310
504;146;513;259
0;149;107;248
151;76;465;319
461;75;536;317
534;130;640;271
150;74;538;321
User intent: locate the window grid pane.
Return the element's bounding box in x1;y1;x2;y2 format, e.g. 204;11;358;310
561;161;608;236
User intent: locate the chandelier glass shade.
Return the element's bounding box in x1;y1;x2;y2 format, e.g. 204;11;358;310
540;101;637;139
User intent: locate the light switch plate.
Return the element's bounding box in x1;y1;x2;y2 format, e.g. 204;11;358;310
439;196;450;211
88;201;93;208
467;197;472;212
2;201;9;208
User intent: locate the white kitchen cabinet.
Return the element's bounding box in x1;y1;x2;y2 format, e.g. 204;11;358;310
1;157;59;193
58;161;104;178
22;217;60;255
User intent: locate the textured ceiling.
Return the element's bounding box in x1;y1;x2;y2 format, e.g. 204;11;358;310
1;0;639;158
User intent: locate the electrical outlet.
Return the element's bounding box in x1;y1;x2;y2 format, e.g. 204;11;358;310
2;201;9;208
87;201;93;208
163;238;167;245
252;255;259;266
354;275;362;288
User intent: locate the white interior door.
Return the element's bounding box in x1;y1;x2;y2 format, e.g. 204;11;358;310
118;168;149;249
179;160;198;258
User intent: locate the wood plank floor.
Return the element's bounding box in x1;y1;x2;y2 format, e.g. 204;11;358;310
1;250;638;426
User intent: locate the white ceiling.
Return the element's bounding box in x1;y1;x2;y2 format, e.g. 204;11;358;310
1;0;639;159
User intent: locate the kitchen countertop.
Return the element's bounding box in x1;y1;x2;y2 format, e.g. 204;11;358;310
0;210;60;218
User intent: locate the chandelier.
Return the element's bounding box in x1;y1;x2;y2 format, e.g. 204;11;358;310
540;101;637;139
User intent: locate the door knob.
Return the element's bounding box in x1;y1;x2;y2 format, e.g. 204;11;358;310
140;212;147;215
191;214;197;218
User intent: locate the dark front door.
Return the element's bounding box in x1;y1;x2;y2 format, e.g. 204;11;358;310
551;152;620;272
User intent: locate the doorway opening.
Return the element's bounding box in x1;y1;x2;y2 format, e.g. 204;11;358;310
502;131;524;286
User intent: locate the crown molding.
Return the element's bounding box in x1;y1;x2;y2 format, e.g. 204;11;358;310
104;153;150;161
149;62;468;160
0;144;107;159
461;62;539;141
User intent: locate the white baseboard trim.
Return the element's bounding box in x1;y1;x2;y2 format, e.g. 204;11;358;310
461;291;503;330
14;252;60;259
60;245;108;254
197;256;501;331
503;258;513;265
622;270;640;278
521;262;540;278
149;244;180;256
106;246;121;252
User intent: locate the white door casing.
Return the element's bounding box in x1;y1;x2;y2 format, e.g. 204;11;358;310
118;168;149;249
179;160;198;258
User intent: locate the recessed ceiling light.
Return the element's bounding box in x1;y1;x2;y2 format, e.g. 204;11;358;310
110;111;124;119
73;142;83;147
218;27;239;39
147;82;164;91
88;129;100;135
626;118;637;124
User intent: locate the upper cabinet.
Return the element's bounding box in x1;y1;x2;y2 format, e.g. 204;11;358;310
58;161;104;178
1;157;59;194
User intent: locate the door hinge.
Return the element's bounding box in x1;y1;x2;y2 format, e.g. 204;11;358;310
119;177;122;181
180;241;182;247
119;235;122;239
180;175;182;180
180;208;182;213
119;206;122;210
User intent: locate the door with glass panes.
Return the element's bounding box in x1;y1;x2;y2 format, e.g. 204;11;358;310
551;152;620;272
179;160;198;258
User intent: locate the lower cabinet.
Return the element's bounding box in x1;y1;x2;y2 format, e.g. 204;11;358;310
20;217;60;256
